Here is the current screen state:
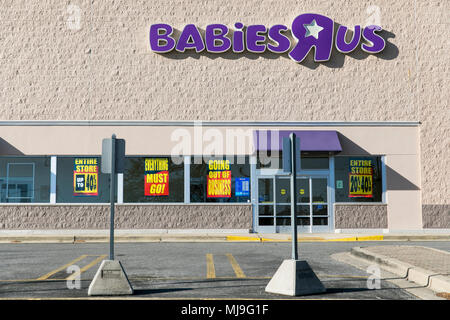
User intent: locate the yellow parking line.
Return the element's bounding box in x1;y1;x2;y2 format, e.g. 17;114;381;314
226;235;261;242
356;235;384;241
66;255;107;281
226;253;246;278
36;255;88;280
206;254;216;279
227;235;384;242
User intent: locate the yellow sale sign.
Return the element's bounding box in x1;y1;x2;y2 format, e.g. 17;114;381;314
207;160;231;198
349;159;373;198
73;158;98;196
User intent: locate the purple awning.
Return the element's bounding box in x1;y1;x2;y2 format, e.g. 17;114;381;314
253;130;342;152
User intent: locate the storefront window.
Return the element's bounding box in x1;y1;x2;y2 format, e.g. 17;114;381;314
0;156;50;203
257;151;329;170
56;156;110;203
301;155;329;170
190;156;250;203
257;151;281;169
123;156;184;203
334;156;383;202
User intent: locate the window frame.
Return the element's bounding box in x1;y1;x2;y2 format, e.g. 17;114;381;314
122;155;185;204
55;155;111;204
0;154;256;206
333;155;386;204
256;151;330;170
189;155;252;204
0;156;51;204
6;162;35;200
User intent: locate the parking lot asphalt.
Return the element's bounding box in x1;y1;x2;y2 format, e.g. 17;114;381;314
1;241;448;300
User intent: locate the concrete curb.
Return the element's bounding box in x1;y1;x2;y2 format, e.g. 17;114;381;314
350;246;450;293
0;235;229;243
382;235;450;241
0;233;448;243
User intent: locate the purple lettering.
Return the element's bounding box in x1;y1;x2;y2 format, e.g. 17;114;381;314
232;22;245;53
175;24;205;52
149;15;386;60
267;25;291;53
361;25;385;53
289;13;334;63
205;24;231;53
149;24;176;53
335;25;361;53
246;25;267;53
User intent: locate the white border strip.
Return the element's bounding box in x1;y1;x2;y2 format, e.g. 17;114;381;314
117;173;123;204
50;156;57;204
184;155;190;204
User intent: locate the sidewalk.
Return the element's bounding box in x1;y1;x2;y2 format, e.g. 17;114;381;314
0;229;448;243
351;245;450;294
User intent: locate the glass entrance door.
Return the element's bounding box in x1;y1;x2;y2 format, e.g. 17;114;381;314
256;175;330;233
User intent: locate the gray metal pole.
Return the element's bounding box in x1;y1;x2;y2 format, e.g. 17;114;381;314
290;133;298;260
109;134;116;260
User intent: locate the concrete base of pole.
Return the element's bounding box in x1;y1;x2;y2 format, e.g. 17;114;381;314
88;260;134;296
265;259;326;296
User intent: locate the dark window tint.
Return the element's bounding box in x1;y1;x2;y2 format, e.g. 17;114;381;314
124;156;184;203
190;156;250;203
56;156;110;203
0;156;50;203
335;156;383;202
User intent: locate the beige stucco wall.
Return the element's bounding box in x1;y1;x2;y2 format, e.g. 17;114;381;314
0;204;252;230
385;154;422;229
0;1;448;228
334;204;387;229
0;0;421;120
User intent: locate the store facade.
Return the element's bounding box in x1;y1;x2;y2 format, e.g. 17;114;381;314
0;1;448;232
0;121;425;232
